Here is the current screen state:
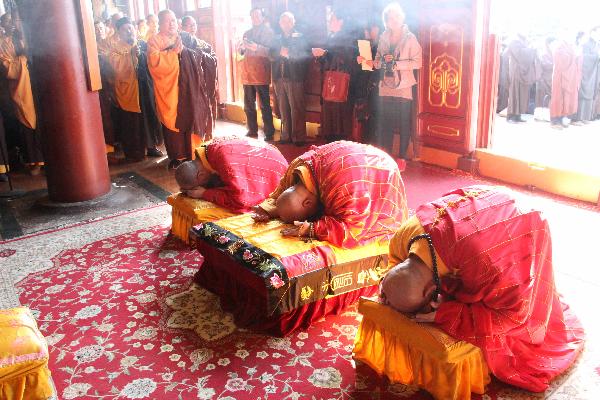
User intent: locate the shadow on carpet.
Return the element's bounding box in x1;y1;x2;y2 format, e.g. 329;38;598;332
0;172;170;240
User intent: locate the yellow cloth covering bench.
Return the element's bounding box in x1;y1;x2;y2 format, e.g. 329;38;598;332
353;297;490;400
191;214;389;335
167;193;236;244
0;307;53;400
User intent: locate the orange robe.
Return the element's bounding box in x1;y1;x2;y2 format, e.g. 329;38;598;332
108;39;141;113
0;34;36;130
413;186;584;392
260;140;408;248
147;32;180;132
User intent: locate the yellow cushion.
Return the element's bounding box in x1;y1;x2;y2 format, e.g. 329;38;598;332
0;307;53;400
167;193;236;244
353;298;490;400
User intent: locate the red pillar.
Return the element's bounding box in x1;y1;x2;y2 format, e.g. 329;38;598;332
19;0;111;202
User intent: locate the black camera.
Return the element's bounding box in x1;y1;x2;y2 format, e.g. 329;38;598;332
383;55;396;78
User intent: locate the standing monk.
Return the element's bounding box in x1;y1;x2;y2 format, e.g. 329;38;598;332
550;39;580;129
0;110;8;181
378;186;585;392
148;10;217;168
535;37;555;109
145;14;158;41
95;20;117;149
505;34;537;123
0;12;43;175
239;8;275;141
575;29;600;123
108;17;163;161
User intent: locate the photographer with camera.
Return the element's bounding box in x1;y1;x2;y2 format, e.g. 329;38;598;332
368;3;421;162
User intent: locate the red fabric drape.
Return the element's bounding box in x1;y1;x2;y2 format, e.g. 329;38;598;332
417;186;585;392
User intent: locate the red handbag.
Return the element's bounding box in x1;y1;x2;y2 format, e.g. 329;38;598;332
322;70;350;103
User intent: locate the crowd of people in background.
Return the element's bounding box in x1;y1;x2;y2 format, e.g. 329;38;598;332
498;26;600;129
238;3;422;162
0;2;423;181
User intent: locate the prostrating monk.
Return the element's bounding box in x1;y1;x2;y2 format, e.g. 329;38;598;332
252;140;408;248
379;186;585;392
108;17;162;161
0;12;43;175
147;10;218;169
175;136;288;213
550;39;580;129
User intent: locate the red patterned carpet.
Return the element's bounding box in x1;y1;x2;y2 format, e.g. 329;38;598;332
2;162;599;399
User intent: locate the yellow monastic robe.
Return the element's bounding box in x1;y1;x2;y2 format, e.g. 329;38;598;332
0;34;36;130
144;27;157;42
108;39;141;113
147;32;179;132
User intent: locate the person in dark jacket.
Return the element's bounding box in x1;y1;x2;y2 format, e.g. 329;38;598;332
270;12;310;145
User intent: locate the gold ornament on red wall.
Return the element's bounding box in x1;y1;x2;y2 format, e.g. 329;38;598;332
427;24;464;110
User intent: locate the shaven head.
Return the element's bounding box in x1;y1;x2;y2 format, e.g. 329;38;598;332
110;12;124;28
116;17;136;45
158;10;178;36
275;181;320;223
175;160;212;191
146;14;158;29
0;13;13;34
380;255;436;314
94;20;107;40
181;15;197;35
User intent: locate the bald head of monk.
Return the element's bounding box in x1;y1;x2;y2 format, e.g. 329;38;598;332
175;160;212;192
0;13;14;35
146;14;157;29
275;181;320;224
94;20;107;41
110;12;124;28
380;255;438;314
116;17;136;45
158;10;178;37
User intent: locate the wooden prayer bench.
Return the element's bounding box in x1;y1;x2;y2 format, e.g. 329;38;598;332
190;214;390;336
167;193;236;244
353;297;490;400
0;307;53;400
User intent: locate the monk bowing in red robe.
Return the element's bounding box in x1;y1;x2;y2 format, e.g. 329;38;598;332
253;140;408;248
379;186;585;392
175;136;288;213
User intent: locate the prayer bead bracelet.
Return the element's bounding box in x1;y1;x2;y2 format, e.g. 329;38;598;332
407;233;441;302
302;222;315;243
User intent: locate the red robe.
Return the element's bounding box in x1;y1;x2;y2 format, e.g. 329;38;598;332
550;41;581;118
261;141;409;248
416;186;584;392
196;137;288;213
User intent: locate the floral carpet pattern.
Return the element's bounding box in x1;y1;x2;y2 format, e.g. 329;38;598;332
2;201;599;399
